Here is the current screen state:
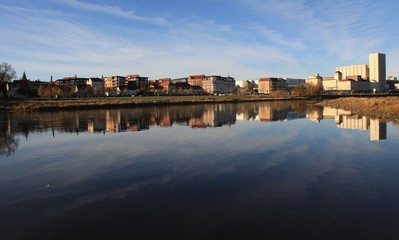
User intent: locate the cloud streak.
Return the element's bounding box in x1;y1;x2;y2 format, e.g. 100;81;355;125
56;0;167;25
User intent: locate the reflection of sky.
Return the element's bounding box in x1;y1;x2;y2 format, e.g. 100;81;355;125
2;119;398;202
1;115;399;238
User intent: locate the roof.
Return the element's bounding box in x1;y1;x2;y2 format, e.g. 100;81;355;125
159;81;171;87
21;71;28;81
259;77;281;82
189;75;205;79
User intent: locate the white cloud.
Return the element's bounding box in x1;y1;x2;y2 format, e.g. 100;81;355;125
56;0;167;25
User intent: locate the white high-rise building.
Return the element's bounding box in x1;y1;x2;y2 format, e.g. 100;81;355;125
369;52;386;92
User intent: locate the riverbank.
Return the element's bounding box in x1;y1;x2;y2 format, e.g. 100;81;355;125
318;96;399;120
0;95;307;111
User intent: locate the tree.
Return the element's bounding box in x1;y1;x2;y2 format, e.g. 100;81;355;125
0;62;16;97
291;85;307;97
306;83;323;97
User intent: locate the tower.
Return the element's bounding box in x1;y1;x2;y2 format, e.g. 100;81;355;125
369;52;386;92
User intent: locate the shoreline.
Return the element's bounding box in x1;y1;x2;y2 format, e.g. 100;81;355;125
3;96;399;123
318;96;399;121
0;95;308;112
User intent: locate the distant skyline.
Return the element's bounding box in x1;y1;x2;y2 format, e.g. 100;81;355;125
1;0;398;81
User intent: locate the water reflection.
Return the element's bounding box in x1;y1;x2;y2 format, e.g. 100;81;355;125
1;101;399;239
0;101;391;157
307;106;387;141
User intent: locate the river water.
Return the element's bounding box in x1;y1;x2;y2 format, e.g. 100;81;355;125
1;101;399;239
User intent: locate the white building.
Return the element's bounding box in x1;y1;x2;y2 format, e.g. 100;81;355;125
369;52;386;92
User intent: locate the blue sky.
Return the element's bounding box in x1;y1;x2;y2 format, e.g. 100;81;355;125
1;0;398;81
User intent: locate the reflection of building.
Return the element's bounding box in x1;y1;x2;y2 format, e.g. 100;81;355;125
370;119;387;141
337;115;369;130
337;115;387;141
309;107;387;142
258;104;288;122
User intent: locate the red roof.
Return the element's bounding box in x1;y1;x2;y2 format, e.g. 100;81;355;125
189;75;205;79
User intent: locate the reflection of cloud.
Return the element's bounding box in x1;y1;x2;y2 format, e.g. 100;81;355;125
1;110;399;240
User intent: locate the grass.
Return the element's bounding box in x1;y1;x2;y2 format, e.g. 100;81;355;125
318;96;399;121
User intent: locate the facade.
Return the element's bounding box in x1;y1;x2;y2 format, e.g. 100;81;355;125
158;79;202;95
199;75;235;94
55;76;87;87
104;76;126;90
306;74;323;86
284;78;306;88
369;52;386;92
86;78;104;91
258;77;287;94
126;74;149;91
188;75;205;87
336;78;370;92
311;73;370;93
322;77;337;91
171;77;188;84
336;64;369;80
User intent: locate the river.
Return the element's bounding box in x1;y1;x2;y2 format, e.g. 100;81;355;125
1;101;399;239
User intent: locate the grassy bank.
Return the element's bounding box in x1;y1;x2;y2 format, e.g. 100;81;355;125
318;97;399;120
0;95;306;111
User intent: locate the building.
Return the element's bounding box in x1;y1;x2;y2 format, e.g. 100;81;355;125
126;74;149;91
104;76;126;91
336;64;369;80
195;75;235;94
9;72;45;98
309;53;387;93
334;52;386;92
309;73;370;93
55;76;87;87
369;52;386;92
258;77;287;94
188;75;205;87
306;74;323;86
284;78;306;89
86;77;104;92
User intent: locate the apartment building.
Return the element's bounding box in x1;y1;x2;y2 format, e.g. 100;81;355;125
258;77;287;94
104;76;126;90
126;74;149;91
206;75;235;94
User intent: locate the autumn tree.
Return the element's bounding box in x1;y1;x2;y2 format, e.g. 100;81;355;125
306;83;323;97
0;62;16;97
291;85;307;97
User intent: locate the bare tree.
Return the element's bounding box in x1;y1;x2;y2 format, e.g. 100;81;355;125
0;62;16;97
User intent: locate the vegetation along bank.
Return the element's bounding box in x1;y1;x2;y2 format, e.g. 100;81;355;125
318;97;399;121
0;95;306;112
